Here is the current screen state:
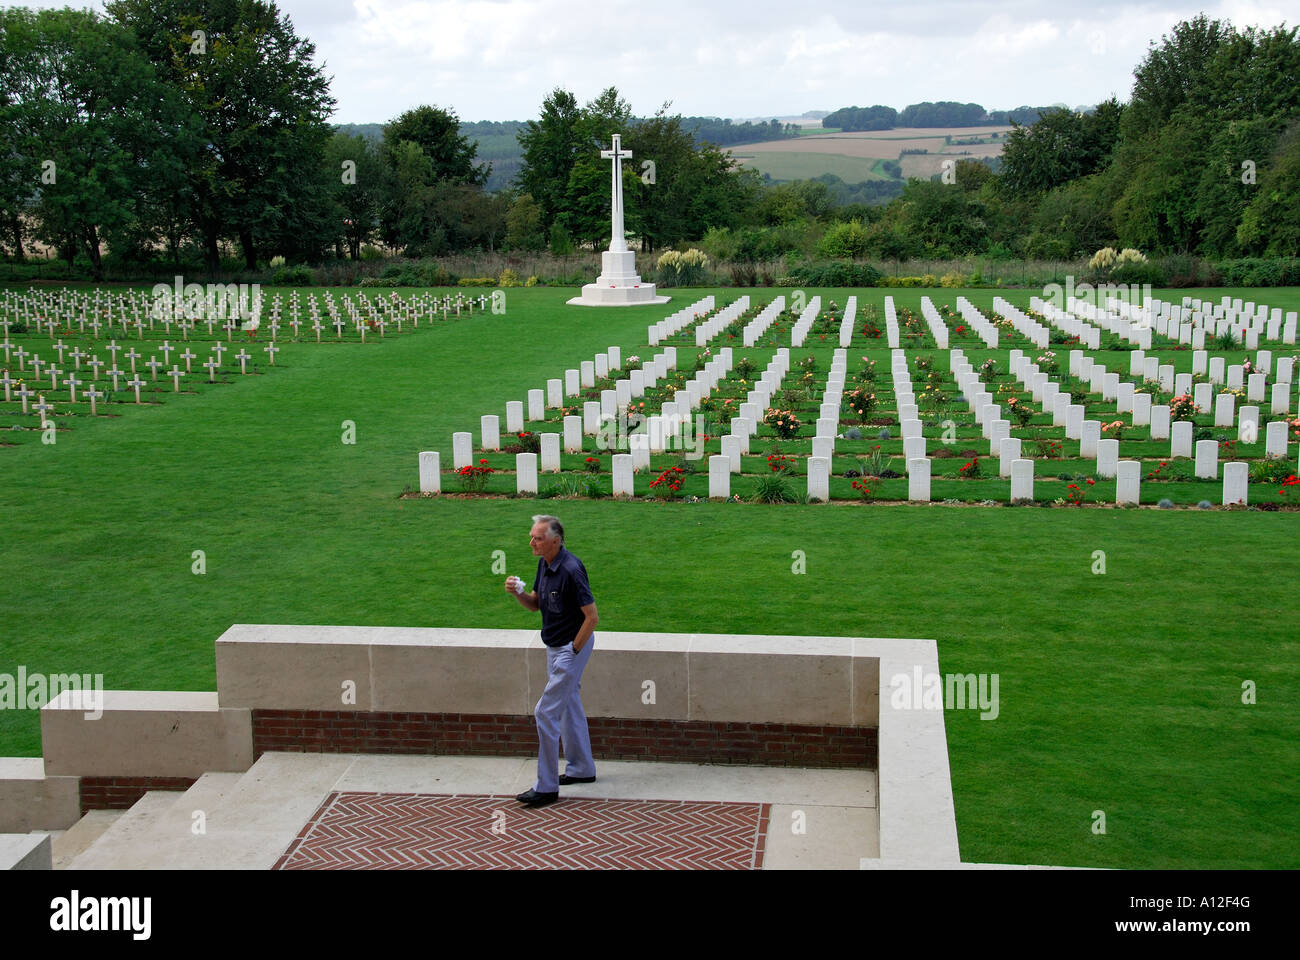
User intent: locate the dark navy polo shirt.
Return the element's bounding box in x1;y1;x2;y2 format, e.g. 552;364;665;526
532;546;595;647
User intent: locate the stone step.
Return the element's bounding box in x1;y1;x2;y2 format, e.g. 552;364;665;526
0;833;52;870
69;754;358;870
64;791;185;870
67;773;242;870
49;810;124;869
0;757;81;832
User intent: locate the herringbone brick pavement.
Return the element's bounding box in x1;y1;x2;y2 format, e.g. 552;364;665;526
274;791;771;870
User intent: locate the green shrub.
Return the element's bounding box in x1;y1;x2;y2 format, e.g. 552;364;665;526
272;266;315;286
749;474;798;503
790;261;881;287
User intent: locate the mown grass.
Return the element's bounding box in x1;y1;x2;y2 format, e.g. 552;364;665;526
2;284;1298;867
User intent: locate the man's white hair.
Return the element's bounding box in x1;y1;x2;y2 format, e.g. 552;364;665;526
531;515;564;543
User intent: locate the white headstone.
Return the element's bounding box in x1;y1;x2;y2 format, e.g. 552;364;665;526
1223;460;1248;506
528;389;544;422
1066;405;1085;440
506;400;524;433
1116;460;1140;505
999;437;1021;478
1238;405;1260;443
1010;459;1034;501
721;435;742;473
565;369;580;396
907;458;930;501
1096;438;1119;477
1266;420;1288;459
583;401;601;435
1131;393;1152;427
418;451;440;494
1080;420;1101;459
1214;393;1235;428
453;432;472;469
1150;405;1171;440
540;433;561;472
516;453;538;494
1195;439;1219;479
807;456;830;503
563;416;583;453
481;415;500;451
708;455;730;499
1247;373;1266;402
613;454;635;497
1271;382;1290;416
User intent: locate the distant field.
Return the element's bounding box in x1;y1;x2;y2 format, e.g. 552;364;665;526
728;125;1011;183
730;151;891;183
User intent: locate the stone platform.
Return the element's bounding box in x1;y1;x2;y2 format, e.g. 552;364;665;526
54;752;877;870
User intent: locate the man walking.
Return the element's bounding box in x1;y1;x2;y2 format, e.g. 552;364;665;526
505;514;599;808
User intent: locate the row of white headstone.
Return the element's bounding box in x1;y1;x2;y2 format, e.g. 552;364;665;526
695;297;749;346
837;297;858;348
788;296;823;348
1031;298;1107;350
741;297;787;347
884;297;900;348
918;298;950;349
953;298;1000;348
990;297;1051;349
647;296;714;346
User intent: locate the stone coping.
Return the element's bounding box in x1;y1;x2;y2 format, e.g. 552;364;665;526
40;691;253;779
215;625;882;727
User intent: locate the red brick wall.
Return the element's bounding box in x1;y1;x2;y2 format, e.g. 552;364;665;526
80;776;198;815
253;710;876;769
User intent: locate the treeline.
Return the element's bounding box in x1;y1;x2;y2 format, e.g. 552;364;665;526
823;102;1055;131
682;118;801;146
997;16;1300;260
780;17;1300;266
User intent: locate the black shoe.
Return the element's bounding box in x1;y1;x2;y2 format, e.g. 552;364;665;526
524;790;559;808
515;788;540;803
559;774;596;784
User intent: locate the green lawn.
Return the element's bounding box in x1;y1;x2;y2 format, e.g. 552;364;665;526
2;284;1298;868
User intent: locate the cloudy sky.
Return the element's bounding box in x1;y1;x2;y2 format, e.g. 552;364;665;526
23;0;1296;123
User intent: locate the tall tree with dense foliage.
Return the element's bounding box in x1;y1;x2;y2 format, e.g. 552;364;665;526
106;0;336;270
2;7;170;278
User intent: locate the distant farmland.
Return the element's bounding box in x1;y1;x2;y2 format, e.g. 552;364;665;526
729;125;1011;182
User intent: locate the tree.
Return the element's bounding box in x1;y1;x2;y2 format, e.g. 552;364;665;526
999;100;1123;198
505;192;546;251
324;132;381;259
1236;120;1300;256
516;88;582;233
383;105;489;186
107;0;337;270
3;8;168;279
